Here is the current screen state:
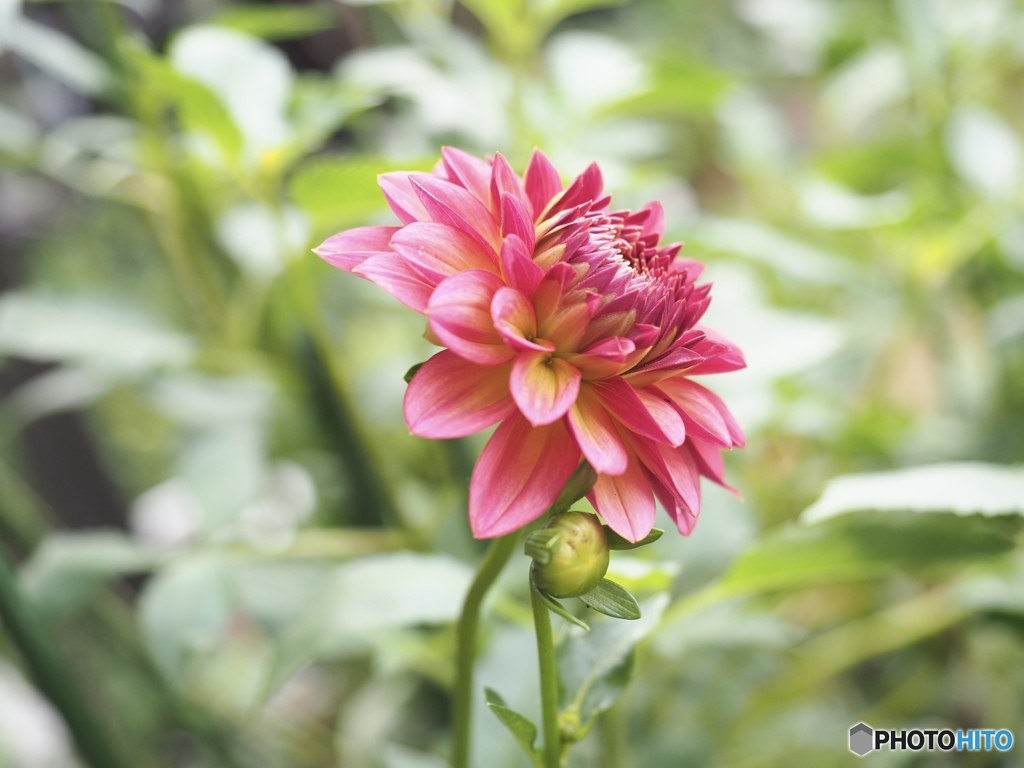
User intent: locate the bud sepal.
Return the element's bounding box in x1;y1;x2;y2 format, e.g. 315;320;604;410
604;526;664;550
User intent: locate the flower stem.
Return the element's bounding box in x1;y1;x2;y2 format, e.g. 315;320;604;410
531;581;562;768
452;533;519;768
0;546;131;768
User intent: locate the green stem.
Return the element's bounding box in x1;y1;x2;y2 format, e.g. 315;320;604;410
450;460;595;767
451;534;519;768
531;582;562;768
0;547;131;768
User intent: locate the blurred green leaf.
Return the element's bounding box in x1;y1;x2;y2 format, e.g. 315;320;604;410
262;553;473;698
801;463;1024;524
0;0;21;53
6;16;112;96
719;511;1022;596
380;744;451;768
206;3;337;40
139;556;234;680
602;54;734;117
215;202;309;278
459;0;523;44
813;135;919;194
604;556;679;594
20;531;160;616
169;26;293;158
693;217;856;285
125;41;244;162
0;291;196;375
0;103;38;160
797;177;910;229
820;46;909;130
535;0;622;27
558;595;667;729
946;106;1023;200
289;155;391;226
290;74;382;154
578;579;641;620
484;688;542;767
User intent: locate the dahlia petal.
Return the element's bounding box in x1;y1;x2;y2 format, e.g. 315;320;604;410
630;436;701;516
499;234;544;296
634;386;687;446
689;328;747;374
587;458;656;543
657;378;745;448
629;323;661;349
469;413;580;538
686;436;739;494
404;350;514;438
537;296;596;352
441;146;493;210
390;221;499;284
492;286;550;352
669;257;706;280
580;310;636;348
428;270;514;366
314;226;399;272
524;149;563;220
567;384;628;475
632;344;705;377
411;175;501;255
500;192;537;250
353;253;433;312
566;337;636;380
582;336;635;362
647;470;698;536
490;153;531;217
543;262;578;292
554;162;604;214
511;351;582;426
595;377;680;445
378;172;431;223
637;201;665;240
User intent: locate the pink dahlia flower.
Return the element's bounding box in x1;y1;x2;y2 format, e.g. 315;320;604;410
316;148;745;542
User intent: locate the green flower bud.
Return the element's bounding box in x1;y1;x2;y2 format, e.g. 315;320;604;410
529;511;610;598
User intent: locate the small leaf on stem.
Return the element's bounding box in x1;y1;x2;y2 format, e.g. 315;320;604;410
578;579;642;620
604;527;664;550
484;688;543;767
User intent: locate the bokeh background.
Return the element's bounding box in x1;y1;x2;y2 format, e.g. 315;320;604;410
2;0;1024;766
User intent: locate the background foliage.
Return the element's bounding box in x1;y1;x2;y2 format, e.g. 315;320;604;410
2;0;1024;766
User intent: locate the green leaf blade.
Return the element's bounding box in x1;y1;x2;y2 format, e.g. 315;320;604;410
484;688;542;767
578;579;641;620
207;3;338;40
802;462;1024;523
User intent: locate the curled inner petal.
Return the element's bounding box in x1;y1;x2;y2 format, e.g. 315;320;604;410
492;287;551;353
428;270;514;366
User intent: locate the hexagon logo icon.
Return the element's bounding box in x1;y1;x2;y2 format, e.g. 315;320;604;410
849;722;874;757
